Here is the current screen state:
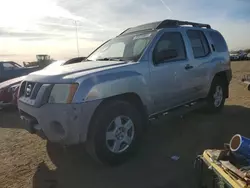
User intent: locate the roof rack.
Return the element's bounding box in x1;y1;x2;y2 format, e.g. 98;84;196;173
118;28;132;36
119;19;211;36
118;21;161;36
157;20;211;29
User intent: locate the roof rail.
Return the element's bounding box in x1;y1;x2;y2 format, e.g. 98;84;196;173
156;19;211;29
118;28;131;36
119;19;211;36
118;21;161;36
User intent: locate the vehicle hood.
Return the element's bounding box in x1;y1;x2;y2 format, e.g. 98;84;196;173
25;61;130;83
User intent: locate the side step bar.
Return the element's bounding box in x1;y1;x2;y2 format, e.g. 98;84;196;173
149;100;207;121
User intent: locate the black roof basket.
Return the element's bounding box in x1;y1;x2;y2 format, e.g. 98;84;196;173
156;20;211;29
119;19;211;36
118;21;161;36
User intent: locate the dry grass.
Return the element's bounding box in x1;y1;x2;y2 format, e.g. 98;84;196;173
1;61;250;188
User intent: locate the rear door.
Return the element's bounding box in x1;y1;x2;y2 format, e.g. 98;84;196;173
185;29;212;99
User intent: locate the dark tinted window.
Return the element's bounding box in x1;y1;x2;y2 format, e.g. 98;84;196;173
153;32;186;64
3;62;15;70
187;30;210;58
209;31;228;52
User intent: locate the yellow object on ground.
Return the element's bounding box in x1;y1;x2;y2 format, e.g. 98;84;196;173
202;150;250;188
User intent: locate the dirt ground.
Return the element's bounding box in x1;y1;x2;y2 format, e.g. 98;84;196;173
1;61;250;188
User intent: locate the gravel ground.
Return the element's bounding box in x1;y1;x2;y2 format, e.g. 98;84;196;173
1;61;250;188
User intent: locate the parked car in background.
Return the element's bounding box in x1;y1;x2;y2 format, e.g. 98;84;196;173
238;50;248;60
230;53;240;61
0;57;85;109
0;76;26;109
0;61;65;109
0;61;40;83
247;53;250;60
18;19;232;165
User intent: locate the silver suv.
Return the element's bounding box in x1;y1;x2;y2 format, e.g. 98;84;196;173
18;19;232;165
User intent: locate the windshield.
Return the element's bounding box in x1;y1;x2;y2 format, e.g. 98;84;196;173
87;31;157;62
13;63;22;68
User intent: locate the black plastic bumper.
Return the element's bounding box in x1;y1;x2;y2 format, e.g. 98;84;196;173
20;115;46;139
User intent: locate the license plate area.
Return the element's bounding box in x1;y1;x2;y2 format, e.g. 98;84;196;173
20;115;37;133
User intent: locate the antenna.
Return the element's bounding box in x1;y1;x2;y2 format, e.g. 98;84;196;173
75;20;80;57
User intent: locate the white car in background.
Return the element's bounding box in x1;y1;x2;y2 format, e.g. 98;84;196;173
230;53;240;61
247;53;250;60
0;57;86;110
238;50;248;60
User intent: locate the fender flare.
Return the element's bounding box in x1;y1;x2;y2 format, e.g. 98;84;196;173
74;71;153;107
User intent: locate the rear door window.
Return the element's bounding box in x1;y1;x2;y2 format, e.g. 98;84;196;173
209;31;228;52
187;30;210;58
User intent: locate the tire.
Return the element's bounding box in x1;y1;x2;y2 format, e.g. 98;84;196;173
205;77;226;113
86;100;143;166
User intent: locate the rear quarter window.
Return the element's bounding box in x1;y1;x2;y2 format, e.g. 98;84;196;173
209;31;228;52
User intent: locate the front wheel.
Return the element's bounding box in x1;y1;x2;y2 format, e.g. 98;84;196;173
205;77;226;113
86;100;143;166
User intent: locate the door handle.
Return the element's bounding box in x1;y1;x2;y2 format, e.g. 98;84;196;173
185;64;193;70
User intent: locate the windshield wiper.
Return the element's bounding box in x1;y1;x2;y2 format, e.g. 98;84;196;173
96;58;111;61
96;57;125;61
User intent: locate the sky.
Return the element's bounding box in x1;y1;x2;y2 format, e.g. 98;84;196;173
0;0;249;63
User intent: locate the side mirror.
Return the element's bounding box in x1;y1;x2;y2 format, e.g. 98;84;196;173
155;49;178;64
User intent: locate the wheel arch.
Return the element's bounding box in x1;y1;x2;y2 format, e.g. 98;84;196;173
87;92;149;141
214;71;229;98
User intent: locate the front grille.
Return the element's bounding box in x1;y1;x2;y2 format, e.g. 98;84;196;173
30;83;42;99
19;82;53;107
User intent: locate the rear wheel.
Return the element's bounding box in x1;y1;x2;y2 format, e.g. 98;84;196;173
86;100;143;166
205;77;226;113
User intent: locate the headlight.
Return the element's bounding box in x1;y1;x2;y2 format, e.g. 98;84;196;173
48;84;78;104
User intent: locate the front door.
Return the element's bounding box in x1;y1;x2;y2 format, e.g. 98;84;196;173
149;31;195;113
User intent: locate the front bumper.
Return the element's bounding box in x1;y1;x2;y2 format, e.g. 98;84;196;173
18;100;101;145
